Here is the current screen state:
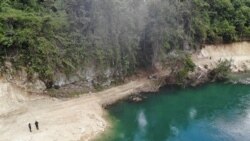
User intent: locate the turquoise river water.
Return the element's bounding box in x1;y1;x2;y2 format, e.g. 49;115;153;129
97;83;250;141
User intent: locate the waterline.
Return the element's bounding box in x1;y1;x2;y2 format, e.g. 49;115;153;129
97;83;250;141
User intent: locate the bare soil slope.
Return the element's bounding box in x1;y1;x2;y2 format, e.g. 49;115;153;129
192;42;250;72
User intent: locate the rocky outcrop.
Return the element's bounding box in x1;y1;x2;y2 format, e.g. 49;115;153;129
50;67;116;97
128;95;148;103
1;61;117;95
238;78;250;84
188;67;210;86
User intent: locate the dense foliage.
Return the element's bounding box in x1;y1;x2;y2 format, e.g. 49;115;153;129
0;0;68;83
209;60;232;81
193;0;250;43
0;0;249;85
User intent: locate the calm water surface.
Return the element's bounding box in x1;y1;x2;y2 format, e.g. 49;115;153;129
98;83;250;141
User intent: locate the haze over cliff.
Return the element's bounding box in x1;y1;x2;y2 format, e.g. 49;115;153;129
0;0;249;92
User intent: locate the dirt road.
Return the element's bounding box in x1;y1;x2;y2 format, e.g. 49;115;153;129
0;78;153;141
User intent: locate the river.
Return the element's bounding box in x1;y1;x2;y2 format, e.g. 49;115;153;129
97;83;250;141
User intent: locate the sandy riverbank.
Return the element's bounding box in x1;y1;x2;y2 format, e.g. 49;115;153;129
0;42;250;141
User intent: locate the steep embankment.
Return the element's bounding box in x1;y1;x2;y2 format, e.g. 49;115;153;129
0;42;250;141
0;79;29;117
192;42;250;72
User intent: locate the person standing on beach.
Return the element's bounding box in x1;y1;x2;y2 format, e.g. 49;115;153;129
35;121;39;130
28;123;32;132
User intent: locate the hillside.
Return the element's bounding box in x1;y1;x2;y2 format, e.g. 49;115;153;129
0;0;249;93
0;42;250;141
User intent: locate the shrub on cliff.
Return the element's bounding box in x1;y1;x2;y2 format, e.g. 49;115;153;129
166;52;196;85
209;60;232;81
176;55;196;84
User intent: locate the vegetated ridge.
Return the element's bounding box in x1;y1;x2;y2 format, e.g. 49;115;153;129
0;0;249;94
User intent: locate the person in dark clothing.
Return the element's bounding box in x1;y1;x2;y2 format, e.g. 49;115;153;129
28;123;32;132
35;121;39;130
